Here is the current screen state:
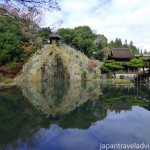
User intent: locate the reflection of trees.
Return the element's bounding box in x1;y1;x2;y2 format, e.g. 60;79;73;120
0;87;50;149
57;84;150;129
135;84;150;110
57;99;107;129
1;83;150;149
100;84;150;113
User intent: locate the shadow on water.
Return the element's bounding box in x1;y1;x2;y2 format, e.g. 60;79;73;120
0;81;150;149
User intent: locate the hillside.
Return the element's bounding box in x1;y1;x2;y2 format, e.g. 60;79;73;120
15;44;102;83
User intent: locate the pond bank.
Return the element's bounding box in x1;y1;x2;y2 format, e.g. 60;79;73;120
100;78;134;85
0;78;134;89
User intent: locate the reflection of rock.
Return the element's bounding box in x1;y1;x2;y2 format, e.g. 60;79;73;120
19;81;102;116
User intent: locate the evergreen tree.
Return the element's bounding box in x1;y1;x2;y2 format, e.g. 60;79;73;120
0;16;23;65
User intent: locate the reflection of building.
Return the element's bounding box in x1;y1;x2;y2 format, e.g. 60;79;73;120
134;53;150;81
50;33;61;44
110;101;132;113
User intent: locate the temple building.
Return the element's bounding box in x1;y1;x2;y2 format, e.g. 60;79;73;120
107;48;135;62
50;33;61;44
107;48;138;79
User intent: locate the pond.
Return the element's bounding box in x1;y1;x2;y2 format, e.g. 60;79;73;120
0;81;150;150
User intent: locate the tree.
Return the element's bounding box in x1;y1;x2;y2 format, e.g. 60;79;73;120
0;16;23;65
58;28;75;45
123;39;128;48
95;34;107;49
129;40;133;47
58;26;98;58
109;38;139;54
0;0;60;19
101;60;123;77
128;57;146;72
114;38;122;47
131;45;139;54
38;27;52;43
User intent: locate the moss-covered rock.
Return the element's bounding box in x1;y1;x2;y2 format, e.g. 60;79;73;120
15;44;102;83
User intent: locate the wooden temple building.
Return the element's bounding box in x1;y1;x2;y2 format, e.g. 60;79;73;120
108;48;135;62
50;33;61;44
107;48;137;79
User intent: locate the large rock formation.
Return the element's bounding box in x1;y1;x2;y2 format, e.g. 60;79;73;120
15;44;102;82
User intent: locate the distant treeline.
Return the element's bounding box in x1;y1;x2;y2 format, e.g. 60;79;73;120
0;15;139;68
57;26;139;60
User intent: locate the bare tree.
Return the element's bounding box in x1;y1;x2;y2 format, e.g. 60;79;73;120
0;0;60;22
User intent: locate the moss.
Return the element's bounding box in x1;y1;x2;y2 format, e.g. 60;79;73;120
6;61;18;69
49;51;53;56
76;55;79;58
81;70;87;81
115;80;132;85
93;73;99;79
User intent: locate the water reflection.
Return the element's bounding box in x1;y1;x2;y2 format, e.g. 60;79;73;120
19;81;102;116
0;82;150;150
0;87;51;150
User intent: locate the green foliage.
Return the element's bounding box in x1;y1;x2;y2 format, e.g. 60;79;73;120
0;88;51;147
94;73;99;79
58;26;106;59
102;60;123;74
120;75;125;79
6;61;18;69
0;16;23;65
81;70;87;80
128;57;146;68
38;27;52;43
96;34;107;48
130;45;139;54
109;38;139;54
58;28;75;44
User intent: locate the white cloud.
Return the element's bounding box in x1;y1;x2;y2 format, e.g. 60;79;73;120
44;0;150;51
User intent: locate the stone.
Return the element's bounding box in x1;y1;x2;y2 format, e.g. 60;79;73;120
15;44;102;83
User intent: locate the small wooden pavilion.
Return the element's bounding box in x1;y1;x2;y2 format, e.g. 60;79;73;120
50;33;61;44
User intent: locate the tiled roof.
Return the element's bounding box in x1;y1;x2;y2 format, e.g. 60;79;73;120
51;33;61;38
110;48;135;59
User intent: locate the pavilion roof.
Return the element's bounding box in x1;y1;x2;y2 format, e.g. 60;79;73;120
109;48;135;59
50;33;61;39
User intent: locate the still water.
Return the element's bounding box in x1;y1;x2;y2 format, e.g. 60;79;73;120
0;81;150;150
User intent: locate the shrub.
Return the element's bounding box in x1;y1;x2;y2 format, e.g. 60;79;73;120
120;75;125;79
87;60;99;70
81;70;87;80
6;61;18;69
94;73;99;79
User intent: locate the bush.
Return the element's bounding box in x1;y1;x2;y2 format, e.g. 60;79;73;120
94;73;99;79
87;60;99;69
120;75;125;79
6;61;18;69
81;70;87;80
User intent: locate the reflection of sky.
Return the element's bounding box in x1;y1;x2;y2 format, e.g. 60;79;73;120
17;106;150;150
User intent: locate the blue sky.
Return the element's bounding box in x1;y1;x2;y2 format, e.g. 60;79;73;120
44;0;150;51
